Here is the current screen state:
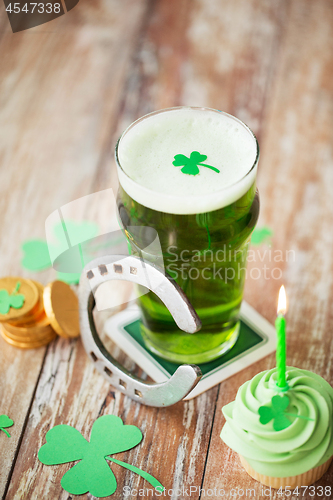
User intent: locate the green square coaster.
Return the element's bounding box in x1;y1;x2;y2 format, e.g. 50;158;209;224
104;302;276;398
124;319;263;376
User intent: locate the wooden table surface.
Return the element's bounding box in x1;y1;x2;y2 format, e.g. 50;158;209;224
1;1;333;499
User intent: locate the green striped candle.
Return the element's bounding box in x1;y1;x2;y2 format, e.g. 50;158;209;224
275;285;287;389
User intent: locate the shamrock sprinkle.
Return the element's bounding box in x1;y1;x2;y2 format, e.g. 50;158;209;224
173;151;220;176
0;415;14;438
38;415;164;498
259;395;314;431
0;282;25;315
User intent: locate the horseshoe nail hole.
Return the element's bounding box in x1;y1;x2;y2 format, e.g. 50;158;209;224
134;389;143;398
104;366;113;377
119;379;127;389
114;264;123;274
130;267;137;275
90;351;98;362
98;264;108;276
87;270;94;279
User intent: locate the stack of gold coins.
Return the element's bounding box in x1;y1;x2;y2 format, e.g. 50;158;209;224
0;278;80;349
0;277;57;348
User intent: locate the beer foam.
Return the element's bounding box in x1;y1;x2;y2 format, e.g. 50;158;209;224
117;108;258;214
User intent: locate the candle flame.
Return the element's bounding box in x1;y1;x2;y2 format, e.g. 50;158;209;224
277;285;287;315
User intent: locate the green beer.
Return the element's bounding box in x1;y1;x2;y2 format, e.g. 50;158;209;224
116;107;259;363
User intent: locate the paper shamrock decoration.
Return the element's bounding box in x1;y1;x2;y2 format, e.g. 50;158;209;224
0;415;14;437
38;415;164;498
21;220;99;284
173;151;220;176
0;282;25;315
259;395;314;431
21;240;52;271
251;226;273;246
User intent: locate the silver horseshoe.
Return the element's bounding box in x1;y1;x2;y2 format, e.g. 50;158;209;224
79;254;202;407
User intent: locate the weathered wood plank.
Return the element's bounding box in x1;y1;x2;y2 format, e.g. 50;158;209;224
115;0;288;141
7;333;219;499
0;0;148;496
3;0;224;494
3;0;333;498
91;1;291;499
202;1;333;498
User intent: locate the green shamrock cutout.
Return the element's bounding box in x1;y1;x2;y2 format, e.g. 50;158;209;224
21;240;52;271
38;415;164;498
259;395;314;431
251;227;273;246
0;282;25;315
173;151;220;176
21;220;99;284
0;415;14;437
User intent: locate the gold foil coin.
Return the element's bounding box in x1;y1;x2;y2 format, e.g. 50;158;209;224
0;277;39;323
3;313;54;339
43;281;80;338
0;325;56;349
8;280;45;326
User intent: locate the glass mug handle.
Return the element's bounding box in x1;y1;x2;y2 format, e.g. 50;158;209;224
79;254;202;407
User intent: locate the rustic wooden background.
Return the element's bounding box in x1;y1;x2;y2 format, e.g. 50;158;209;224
1;0;333;499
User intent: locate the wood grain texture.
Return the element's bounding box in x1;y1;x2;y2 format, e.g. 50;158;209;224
202;1;333;499
1;0;333;499
0;0;148;496
6;333;219;500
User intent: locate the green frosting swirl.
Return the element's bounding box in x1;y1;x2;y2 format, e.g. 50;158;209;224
220;367;333;477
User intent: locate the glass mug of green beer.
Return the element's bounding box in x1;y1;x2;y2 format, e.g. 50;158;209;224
116;107;259;363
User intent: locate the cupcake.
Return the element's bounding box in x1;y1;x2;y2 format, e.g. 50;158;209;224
220;366;333;488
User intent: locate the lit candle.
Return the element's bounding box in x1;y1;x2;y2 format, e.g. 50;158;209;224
275;285;287;389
